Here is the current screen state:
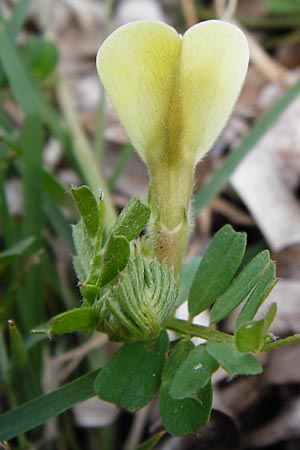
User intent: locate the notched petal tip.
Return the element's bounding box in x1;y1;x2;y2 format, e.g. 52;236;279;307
96;19;249;166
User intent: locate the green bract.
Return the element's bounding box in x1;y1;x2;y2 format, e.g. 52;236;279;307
49;185;177;343
96;257;177;342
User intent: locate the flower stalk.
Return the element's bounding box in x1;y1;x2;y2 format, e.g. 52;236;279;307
147;158;194;273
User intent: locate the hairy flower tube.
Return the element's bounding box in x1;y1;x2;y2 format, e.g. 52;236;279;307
97;20;249;273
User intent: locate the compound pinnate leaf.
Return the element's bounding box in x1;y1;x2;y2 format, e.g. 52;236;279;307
159;339;212;436
188;225;246;317
210;250;271;324
94;330;169;412
206;342;262;375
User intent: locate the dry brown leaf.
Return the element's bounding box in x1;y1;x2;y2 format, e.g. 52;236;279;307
231;94;300;252
213;375;266;417
273;244;300;279
247;397;300;447
241;27;288;85
73;397;118;428
236;0;267;18
264;344;300;385
210;197;255;226
115;0;165;24
267;280;300;335
62;0;105;28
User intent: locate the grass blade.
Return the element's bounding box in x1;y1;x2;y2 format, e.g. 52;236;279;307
43;194;73;250
6;0;32;41
0;236;34;264
0;26;66;144
194;82;300;211
17;115;44;334
108;144;134;189
57;77;116;230
0;370;99;441
0;166;16;249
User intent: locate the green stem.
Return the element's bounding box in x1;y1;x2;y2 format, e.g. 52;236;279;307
164;317;234;345
262;334;300;352
148;159;194;274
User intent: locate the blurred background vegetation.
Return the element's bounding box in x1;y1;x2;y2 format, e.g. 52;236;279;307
1;0;300;449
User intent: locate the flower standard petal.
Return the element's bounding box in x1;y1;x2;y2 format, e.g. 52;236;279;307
180;20;249;163
96;20;181;162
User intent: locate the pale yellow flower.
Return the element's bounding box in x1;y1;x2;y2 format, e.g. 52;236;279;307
97;20;249;271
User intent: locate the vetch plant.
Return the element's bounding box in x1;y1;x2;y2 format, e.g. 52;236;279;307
2;19;300;444
48;19;300;437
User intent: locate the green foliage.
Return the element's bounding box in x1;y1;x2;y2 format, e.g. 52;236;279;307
235;303;277;353
71;185;100;239
266;0;300;15
210;250;272;324
49;307;98;335
51;186;177;343
28;203;283;438
159;339;212;436
2;3;300;444
186;226;277;358
0;370;98;441
8;320;41;402
136;431;166;450
176;256;201;307
94;330;169;411
0;25;66;140
111;195;151;241
235;319;266;353
97;233;130;287
0;236;34;266
71;187;151;304
21;36;58;81
188;225;246;317
169;344;219;399
6;0;32;41
205;342;262;375
96;257;177;341
0;185;287;441
235;261;277;329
